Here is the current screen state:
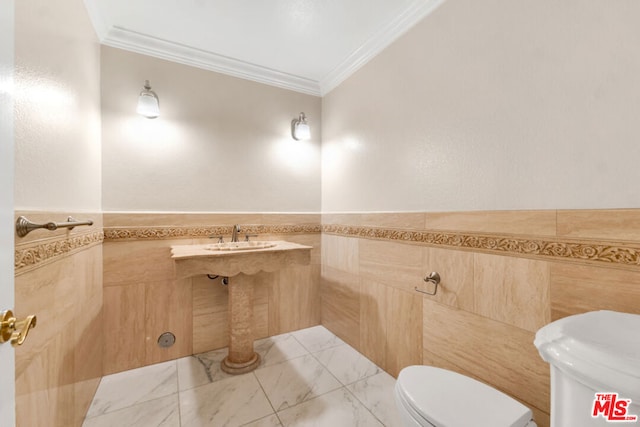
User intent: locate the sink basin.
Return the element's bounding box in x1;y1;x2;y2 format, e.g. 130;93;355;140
171;240;311;278
205;241;277;251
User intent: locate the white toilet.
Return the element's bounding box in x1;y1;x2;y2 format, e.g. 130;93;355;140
395;365;537;426
534;310;640;427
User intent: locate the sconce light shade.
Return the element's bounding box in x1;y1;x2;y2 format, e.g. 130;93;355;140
137;80;160;119
291;112;311;141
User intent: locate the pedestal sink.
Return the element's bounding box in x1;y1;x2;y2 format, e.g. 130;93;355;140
171;240;311;374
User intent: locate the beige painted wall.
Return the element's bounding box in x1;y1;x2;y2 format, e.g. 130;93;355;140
101;47;322;212
14;0;101;211
322;0;640;212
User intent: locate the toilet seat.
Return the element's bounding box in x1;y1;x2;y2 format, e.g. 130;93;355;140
396;366;535;427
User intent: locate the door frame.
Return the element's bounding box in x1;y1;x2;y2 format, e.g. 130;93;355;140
0;0;16;426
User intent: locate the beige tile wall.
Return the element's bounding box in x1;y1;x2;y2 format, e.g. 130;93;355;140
320;209;640;427
102;213;321;375
14;211;103;427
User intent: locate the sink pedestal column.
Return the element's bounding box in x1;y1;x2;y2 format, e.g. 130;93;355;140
221;273;261;374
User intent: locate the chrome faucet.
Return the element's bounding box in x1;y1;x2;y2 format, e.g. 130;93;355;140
231;224;241;242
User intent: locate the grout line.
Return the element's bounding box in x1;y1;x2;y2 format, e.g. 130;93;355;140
175;359;183;427
252;370;280;417
343;385;387;427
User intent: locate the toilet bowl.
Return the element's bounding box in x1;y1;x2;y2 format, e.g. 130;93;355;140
395;365;537;427
535;310;640;427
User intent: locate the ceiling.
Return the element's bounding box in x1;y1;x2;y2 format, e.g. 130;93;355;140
84;0;444;96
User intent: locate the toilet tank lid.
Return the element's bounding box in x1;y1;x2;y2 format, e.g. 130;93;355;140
534;310;640;399
396;366;533;427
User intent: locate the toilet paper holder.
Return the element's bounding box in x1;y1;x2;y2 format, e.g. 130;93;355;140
415;272;441;296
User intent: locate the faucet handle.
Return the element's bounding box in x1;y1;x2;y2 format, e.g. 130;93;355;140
210;235;224;243
244;234;259;242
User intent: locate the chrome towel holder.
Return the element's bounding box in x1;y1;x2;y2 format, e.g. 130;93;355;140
16;216;94;238
415;271;441;296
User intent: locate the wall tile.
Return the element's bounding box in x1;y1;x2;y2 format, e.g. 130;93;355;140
193;311;229;354
359;279;391;369
74;291;103;384
321;266;360;348
359;238;424;294
103;284;146;374
74;378;100;426
103;240;192;287
259;213;321;225
550;263;640;320
269;265;320;335
322;213;361;226
423;299;550;413
321;234;359;274
424;210;556;236
103;212;264;227
557;209;640;242
473;253;550;332
144;279;193;365
423;247;474;311
193;275;229;316
14;243;103;427
359;212;426;229
385;288;423;377
423;349;475;377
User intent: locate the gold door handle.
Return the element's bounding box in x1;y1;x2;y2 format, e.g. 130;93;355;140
1;310;37;347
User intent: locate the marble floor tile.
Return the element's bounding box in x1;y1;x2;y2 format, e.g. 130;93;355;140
347;371;402;427
255;333;309;368
254;354;342;411
241;414;283;427
313;343;380;385
277;388;384;427
290;326;345;353
179;373;274;427
82;394;180;427
177;348;233;391
86;360;178;418
84;326;400;427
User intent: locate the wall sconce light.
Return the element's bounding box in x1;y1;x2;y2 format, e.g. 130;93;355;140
136;80;160;119
291;112;311;141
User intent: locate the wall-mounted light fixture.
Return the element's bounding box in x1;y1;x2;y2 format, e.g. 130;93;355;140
136;80;160;119
291;112;311;141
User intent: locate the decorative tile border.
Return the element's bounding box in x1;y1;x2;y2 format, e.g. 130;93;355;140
15;231;104;275
323;224;640;269
103;224;322;241
22;221;638;271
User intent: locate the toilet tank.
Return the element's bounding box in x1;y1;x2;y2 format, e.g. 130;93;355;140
534;310;640;427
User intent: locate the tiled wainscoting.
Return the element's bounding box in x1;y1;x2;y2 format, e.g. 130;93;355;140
101;213;321;375
13;209;640;426
320;210;640;427
14;211;104;427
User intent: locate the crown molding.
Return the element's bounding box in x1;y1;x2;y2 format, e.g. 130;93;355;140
85;0;445;97
319;0;445;96
101;26;322;96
